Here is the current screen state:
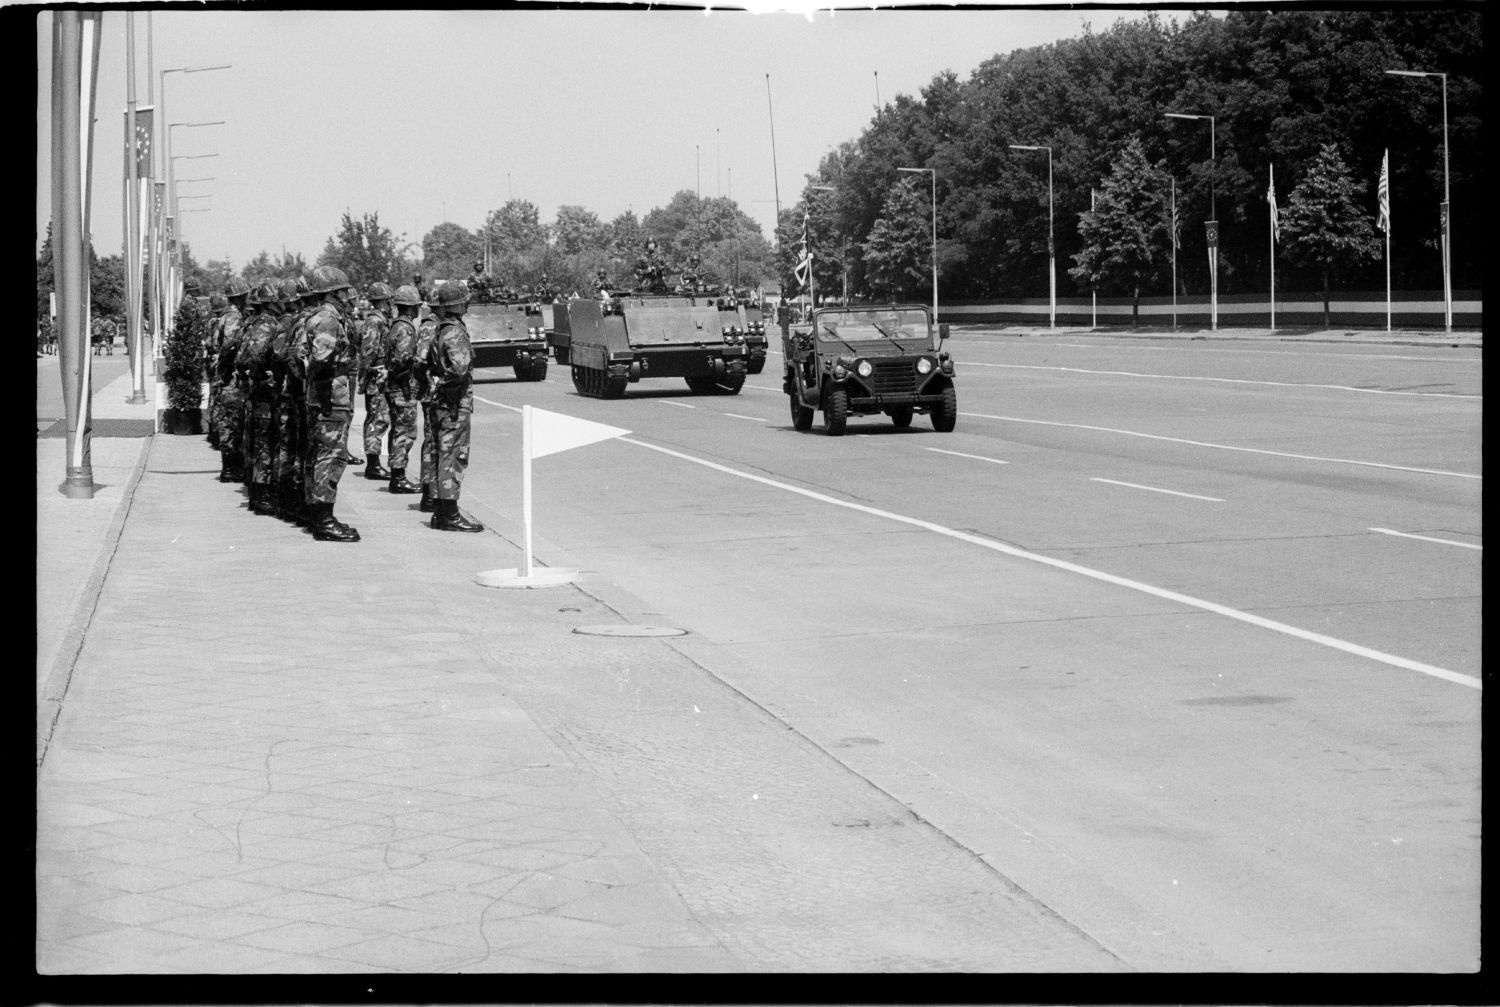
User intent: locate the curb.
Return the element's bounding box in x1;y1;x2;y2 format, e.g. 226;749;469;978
37;434;155;767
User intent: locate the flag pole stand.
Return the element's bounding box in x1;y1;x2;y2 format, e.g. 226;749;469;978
476;404;580;589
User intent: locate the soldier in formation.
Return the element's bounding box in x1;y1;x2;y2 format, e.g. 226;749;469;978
422;282;484;532
199;268;488;542
360;283;394;481
381;284;424;495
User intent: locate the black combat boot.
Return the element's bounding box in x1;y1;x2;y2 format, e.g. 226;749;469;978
219;454;236;483
364;454;390;480
343;446;363;466
418;484;436;512
252;484;278;517
310;502;360;542
388;467;421;494
431;498;484;533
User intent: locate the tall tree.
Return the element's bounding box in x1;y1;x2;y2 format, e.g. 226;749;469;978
1278;142;1381;327
483;200;548;288
1069;136;1172;322
317;210;410;289
862;177;932;303
420;222;480;285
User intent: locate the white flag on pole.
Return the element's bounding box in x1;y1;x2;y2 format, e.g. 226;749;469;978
529;407;630;459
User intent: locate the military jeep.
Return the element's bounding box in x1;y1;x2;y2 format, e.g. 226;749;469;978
781;303;955;435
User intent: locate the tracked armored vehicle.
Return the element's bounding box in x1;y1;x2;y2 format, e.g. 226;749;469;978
718;290;768;374
464;297;549;381
782;303;956;435
555;290;751;399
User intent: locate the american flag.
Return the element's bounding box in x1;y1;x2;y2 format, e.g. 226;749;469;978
1170;181;1181;250
793;209;812;288
1376;149;1390;234
1267;164;1279;244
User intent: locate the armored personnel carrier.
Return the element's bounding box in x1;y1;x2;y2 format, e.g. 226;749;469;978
714;289;768;374
782;303;956;435
464;296;549;381
555;289;751;399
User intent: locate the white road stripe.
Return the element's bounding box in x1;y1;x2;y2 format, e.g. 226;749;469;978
964;361;1479;399
1091;478;1223;502
1369;527;1483;551
474;395;520;413
963;413;1482;481
620;436;1480;690
659;400;697;409
925;447;1009;465
723;412;766;422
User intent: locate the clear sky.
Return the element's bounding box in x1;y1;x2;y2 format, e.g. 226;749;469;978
36;5;1136;273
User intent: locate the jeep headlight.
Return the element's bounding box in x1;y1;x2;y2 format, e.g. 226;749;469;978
916;356;934;375
855;359;874;379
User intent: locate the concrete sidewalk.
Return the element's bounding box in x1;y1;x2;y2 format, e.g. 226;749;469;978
35;371;741;974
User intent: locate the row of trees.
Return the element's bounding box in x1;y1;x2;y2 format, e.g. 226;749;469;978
175;196;779;302
774;8;1479;305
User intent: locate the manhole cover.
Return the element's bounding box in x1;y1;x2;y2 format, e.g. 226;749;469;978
573;624;687;638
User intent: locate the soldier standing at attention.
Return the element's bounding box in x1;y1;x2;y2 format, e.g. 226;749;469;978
282;277;321;526
268;279;303;521
424;281;484;532
236;282;284;516
360;283;394;481
205;292;229;449
214;278;252;483
382;285;424;495
414;295;442;514
302;266;362;543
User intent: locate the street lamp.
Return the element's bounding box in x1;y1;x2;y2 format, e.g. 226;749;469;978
1010;144;1055;329
1385;68;1452;332
155;65;228;336
1165;111;1217;330
896;166;937;322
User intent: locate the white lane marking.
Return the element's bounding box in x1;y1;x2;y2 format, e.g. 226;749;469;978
1091;478;1223;502
1369;527;1483;551
723;412;767;422
660;400;697;409
962;361;1480;399
963;413;1482;481
474;395;520;413
619;435;1480;690
925;447;1009;466
1047;341;1480;363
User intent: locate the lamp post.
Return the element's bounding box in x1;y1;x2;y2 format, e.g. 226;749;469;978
154;65;228;343
1165;111;1216;331
1010;144;1054;329
896;167;937;322
165;152;215;318
1385;68;1451;332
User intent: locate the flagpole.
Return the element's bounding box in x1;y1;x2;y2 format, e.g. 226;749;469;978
1268;165;1275;333
522;405;534;578
1090;189;1097;330
1171;178;1178;332
124;13;148;404
1385;229;1392;332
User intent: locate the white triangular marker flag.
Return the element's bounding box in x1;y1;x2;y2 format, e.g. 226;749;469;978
529;407;630;460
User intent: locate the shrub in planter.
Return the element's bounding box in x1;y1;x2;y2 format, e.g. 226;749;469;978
162;298;206;433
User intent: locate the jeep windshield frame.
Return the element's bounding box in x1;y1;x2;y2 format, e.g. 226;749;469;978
813;306;934;349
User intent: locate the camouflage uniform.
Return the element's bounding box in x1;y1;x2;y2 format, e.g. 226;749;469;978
269;283;304;518
424;286;484;532
213;302;248;481
303;298;356;506
382;286;423;493
359;305;391;467
282;291;321;521
204;297;229;447
414;311;442;511
235;288;282;511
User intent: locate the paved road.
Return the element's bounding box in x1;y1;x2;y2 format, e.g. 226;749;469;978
448;328;1481;971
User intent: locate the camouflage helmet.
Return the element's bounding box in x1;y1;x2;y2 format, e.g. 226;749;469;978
366;281;393;302
249;281;281;305
432;281;470;308
391;284;422;306
209;293;228;312
225;276;252;298
294;275;314;300
279;278;301;303
310;265;352;294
